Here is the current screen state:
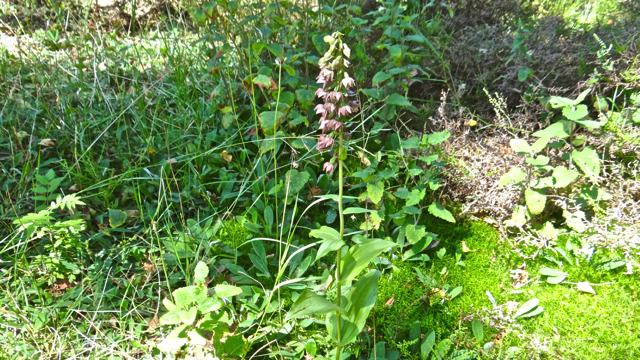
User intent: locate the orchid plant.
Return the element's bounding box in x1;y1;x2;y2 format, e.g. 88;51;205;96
285;32;396;360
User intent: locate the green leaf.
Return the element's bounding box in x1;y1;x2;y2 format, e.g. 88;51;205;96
367;182;384;204
179;306;197;325
539;268;568;284
214;284;243;298
499;167;526;186
531;137;550;153
428;202;455;223
426;131;450;145
449;350;477;360
514;299;540;318
108;209;127;228
572;147;600;178
509;138;532;154
173;287;195;308
433;339;451;360
285;289;345;321
259;111;285;136
387;93;411;107
597;259;626;271
532;121;574;139
409;321;421;354
552;166;579;188
518;67;533;82
340;239;396;286
326;270;381;346
197;298;223;313
562;104;589;120
224;335;248;356
311;226;344;260
159;309;182;325
372;71;391;87
420;330;436;360
253;74;272;88
343;207;377;214
361;88;384;100
157;324;188;353
447;286;463;300
405;189;425;207
252;42;265;54
394;187;411;199
526;155;549;166
296;89;315;110
472;319;484;342
404;224;427;245
306;339;317;357
265;43;283;58
525;189;546;215
275;91;295;107
284;169;310;196
194;261;208;284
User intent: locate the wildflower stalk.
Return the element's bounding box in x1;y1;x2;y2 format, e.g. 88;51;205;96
313;32;359;360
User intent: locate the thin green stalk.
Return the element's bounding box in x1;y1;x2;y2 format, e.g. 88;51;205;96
335;131;345;360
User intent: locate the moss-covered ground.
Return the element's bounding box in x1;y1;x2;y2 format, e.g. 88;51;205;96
375;215;640;359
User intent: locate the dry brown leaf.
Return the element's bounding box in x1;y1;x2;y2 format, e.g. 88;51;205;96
221;151;232;162
125;209;139;218
307;187;322;201
576;282;596;294
142;262;155;273
68;184;80;192
356;151;371;166
384;295;395;306
510;263;528;288
148;313;160;329
39;138;58;147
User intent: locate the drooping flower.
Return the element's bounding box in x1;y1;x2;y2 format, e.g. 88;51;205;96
315;88;327;99
340;75;355;90
337;105;353;117
317;135;335;151
323;162;334;174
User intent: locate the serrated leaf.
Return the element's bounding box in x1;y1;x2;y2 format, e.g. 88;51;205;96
252;42;265;54
224;335;248;356
284;169;310;196
367;182;384;204
499;167;526;186
295;89;315;110
108;209;127;228
193;261;208;284
552;166;579;188
361;88;384;100
387;93;411;106
513;299;540;318
179;306;197;325
549;89;590;108
563;104;589;120
214;284;243;298
428;202;455;223
258;111;285;136
525;189;546;215
404;224;427;244
265;43;283;58
285;289;345;321
572;147;600;178
253;74;272;88
405;189;425;207
531;137;550;153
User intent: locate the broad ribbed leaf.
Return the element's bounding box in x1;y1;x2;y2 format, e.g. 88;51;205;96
525;189;546;215
420;330;436;360
428;202;455;223
514;299;539;318
311;226;344;260
552;166;579;188
499;167;526;186
572;147;600;178
340;239;396;286
285;289;345;321
532;121;573;139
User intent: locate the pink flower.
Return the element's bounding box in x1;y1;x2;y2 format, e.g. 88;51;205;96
323;162;334;174
349;100;360;112
317;135;335;151
314;103;326;115
319;68;334;82
319;119;342;133
327;91;343;102
338;105;352;117
324;102;336;114
341;75;355;90
315;88;327;99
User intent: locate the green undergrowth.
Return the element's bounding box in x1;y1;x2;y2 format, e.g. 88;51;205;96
376;216;639;359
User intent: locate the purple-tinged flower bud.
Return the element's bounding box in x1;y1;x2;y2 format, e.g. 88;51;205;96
323;162;334;174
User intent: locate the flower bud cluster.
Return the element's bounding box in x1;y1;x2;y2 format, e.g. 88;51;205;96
314;32;360;173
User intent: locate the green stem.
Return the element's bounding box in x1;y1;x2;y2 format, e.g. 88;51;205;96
335;131;345;360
